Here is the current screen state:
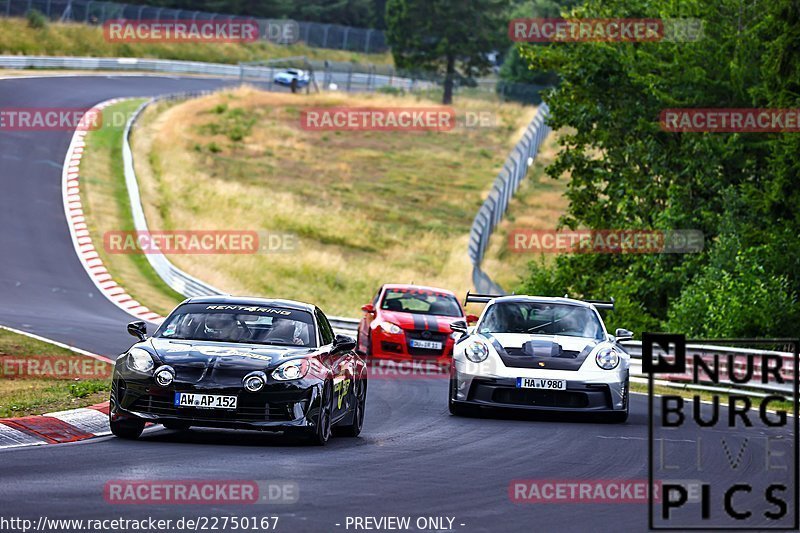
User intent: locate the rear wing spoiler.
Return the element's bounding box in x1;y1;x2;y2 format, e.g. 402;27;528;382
583;298;615;310
464;292;503;305
463;291;615;310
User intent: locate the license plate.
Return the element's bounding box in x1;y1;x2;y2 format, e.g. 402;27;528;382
516;378;566;390
410;339;443;350
174;392;237;409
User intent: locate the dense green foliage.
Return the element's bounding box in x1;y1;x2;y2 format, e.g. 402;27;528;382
386;0;508;103
516;0;800;338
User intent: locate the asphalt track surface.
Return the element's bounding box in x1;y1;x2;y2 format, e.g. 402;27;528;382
0;76;795;533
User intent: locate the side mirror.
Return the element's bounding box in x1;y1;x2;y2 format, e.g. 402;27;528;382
127;321;147;341
450;320;468;336
466;314;479;325
361;304;375;313
615;328;633;342
333;334;357;353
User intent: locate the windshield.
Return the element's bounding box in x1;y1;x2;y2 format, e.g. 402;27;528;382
155;303;316;347
380;289;462;317
478;302;605;340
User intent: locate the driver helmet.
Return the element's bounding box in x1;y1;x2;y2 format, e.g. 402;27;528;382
203;313;237;340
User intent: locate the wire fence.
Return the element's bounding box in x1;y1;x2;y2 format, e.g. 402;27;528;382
2;0;389;53
467;102;552;294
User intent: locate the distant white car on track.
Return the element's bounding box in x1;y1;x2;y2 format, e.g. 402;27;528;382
449;293;632;422
273;68;310;88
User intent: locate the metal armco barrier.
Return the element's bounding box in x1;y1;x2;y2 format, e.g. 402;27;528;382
122;92;360;331
622;340;795;396
467;103;551;294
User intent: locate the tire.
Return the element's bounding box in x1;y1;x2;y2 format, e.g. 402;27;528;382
109;415;145;440
335;373;367;437
304;382;333;446
162;421;190;431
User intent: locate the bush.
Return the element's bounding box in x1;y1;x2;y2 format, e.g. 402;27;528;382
667;247;799;338
26;9;47;29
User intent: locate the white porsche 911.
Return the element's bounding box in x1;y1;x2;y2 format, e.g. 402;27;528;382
448;293;632;422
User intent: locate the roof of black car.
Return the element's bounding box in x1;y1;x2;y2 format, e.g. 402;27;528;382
183;296;316;313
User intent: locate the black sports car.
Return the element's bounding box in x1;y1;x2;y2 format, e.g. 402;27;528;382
109;296;367;445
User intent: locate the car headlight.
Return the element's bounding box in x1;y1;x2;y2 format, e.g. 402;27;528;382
243;371;267;392
595;347;620;370
465;341;489;363
154;366;175;387
377;321;402;335
126;348;155;374
272;359;310;381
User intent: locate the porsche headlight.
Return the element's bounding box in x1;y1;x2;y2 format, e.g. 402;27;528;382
377;321;402;335
465;341;489;363
126;348;155;374
272;359;310;381
595;347;620;370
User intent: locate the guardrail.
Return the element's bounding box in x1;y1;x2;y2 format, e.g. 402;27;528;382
123;92;228;299
467;102;551;293
1;55;246;77
122;92;360;331
621;340;795;397
0;55;438;94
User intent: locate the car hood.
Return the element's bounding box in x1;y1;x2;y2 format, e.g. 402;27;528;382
380;310;462;333
142;338;316;386
481;333;602;370
484;333;600;352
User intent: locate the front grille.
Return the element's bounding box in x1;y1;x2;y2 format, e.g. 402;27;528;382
131;394;293;422
406;329;447;356
490;388;589;408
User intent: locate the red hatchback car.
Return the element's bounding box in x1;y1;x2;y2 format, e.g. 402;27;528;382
357;284;478;364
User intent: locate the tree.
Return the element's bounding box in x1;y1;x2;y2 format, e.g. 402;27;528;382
386;0;509;104
513;0;800;337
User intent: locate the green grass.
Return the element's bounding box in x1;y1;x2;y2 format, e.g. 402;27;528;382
0;328;112;418
0;17;393;66
125;88;539;316
630;381;796;414
79;99;186;316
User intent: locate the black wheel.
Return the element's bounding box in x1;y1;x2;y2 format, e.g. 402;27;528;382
109;415;145;440
304;382;333;446
162;421;190;431
448;377;478;417
335;372;367;437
